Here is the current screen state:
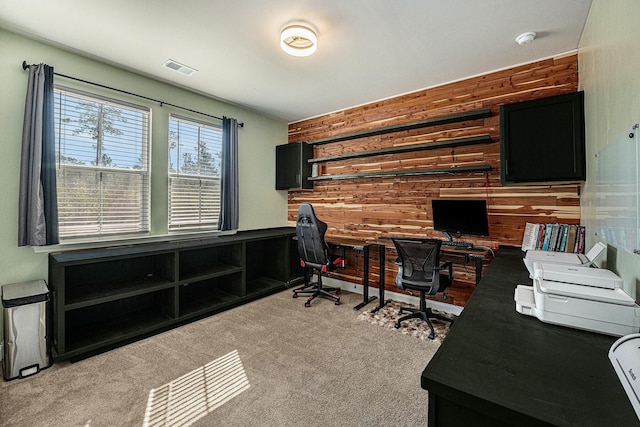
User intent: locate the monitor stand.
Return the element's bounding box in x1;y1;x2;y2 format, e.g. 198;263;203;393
441;231;454;242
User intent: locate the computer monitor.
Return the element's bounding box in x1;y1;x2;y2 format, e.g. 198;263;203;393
431;199;490;240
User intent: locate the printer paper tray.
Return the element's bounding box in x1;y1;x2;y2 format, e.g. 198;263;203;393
515;285;640;337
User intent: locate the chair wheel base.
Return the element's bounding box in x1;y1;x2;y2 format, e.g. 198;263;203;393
394;322;401;329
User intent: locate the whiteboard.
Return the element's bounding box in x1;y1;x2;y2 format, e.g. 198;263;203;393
595;123;639;254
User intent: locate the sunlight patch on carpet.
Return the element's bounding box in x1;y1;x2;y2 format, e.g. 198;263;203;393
143;350;250;427
357;300;455;344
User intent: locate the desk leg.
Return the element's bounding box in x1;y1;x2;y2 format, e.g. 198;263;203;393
474;256;482;286
371;244;387;313
353;245;378;311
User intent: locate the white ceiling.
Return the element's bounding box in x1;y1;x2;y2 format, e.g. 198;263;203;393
0;0;592;123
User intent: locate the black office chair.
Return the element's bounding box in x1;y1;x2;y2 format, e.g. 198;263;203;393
293;203;342;307
391;238;454;339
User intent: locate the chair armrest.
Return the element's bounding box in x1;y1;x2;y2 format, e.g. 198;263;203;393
437;261;453;278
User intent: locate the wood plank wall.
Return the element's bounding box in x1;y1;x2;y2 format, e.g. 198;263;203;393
287;53;580;306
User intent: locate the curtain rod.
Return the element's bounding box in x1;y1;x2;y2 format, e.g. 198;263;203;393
22;61;244;127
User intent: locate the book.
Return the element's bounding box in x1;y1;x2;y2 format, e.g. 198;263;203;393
558;224;569;252
548;224;560;251
565;225;578;253
576;226;586;254
537;224;546;249
541;224;553;251
521;222;540;251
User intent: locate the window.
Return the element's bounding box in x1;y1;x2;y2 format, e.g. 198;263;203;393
168;115;222;230
54;87;150;239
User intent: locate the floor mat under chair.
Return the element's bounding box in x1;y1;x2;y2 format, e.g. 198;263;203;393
357;300;456;344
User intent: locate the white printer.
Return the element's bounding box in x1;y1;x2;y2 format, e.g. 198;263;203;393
523;241;606;278
515;262;640;336
609;333;640;421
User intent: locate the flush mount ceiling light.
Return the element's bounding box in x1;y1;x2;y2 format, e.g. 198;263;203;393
515;32;536;45
280;24;317;57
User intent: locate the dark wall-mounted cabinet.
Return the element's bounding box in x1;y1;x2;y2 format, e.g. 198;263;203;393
49;228;302;361
276;142;313;190
500;91;586;184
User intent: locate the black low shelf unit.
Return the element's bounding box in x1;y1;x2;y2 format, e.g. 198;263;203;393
49;227;302;361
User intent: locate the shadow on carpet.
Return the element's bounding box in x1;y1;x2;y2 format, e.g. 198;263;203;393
357;300;456;344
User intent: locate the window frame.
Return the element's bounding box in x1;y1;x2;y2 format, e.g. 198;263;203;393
168;114;223;232
53;85;151;240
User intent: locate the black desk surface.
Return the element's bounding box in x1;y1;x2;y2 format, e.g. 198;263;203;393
421;246;640;426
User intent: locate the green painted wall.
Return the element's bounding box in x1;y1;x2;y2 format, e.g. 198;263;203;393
578;0;640;298
0;28;289;288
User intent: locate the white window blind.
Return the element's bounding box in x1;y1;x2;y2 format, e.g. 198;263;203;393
168;115;222;231
54;87;150;239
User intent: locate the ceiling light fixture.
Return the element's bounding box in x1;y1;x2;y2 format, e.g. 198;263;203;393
515;32;536;45
280;24;317;57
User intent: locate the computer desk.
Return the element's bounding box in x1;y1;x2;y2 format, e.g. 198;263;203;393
421;246;640;426
324;237;386;312
325;237;490;311
439;245;491;286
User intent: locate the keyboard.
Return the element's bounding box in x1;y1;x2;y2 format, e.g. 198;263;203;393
441;240;474;250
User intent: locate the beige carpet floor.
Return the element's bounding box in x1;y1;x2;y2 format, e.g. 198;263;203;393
0;290;448;427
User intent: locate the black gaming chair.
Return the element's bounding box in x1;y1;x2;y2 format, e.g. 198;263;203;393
391;238;454;339
293;203;342;307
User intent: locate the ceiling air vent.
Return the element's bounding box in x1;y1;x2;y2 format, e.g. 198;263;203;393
163;59;197;76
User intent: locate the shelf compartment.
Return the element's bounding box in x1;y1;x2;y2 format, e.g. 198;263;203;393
306;109;492;146
246;277;286;297
63;288;175;357
179;273;244;318
309;134;493;164
64;253;175;306
309;164;492;181
178;264;244;285
178;243;243;281
245;237;300;284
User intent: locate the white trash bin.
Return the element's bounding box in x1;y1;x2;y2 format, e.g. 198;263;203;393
2;280;51;380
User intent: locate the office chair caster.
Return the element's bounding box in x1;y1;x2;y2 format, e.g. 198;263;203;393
394;322;401;329
292;292;298;298
334;299;341;305
304;301;311;308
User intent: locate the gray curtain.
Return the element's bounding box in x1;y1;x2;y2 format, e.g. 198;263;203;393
18;63;59;246
218;116;239;231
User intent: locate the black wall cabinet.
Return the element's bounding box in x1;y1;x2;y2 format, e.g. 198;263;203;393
276;142;313;190
500;91;586;184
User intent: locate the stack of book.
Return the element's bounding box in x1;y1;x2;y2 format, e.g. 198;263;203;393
521;223;585;253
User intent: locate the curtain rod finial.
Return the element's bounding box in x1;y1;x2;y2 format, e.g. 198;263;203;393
22;61;29;70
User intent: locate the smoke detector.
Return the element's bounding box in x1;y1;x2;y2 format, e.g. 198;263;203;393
163;59;198;76
515;32;536;45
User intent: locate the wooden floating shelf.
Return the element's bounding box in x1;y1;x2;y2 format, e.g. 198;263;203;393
309;134;493;164
308;164;492;181
306;108;492;146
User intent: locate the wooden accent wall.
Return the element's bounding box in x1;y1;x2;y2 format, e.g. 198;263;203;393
287;53;580;306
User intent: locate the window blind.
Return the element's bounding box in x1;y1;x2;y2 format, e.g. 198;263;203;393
54;87;150;239
168;115;222;230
